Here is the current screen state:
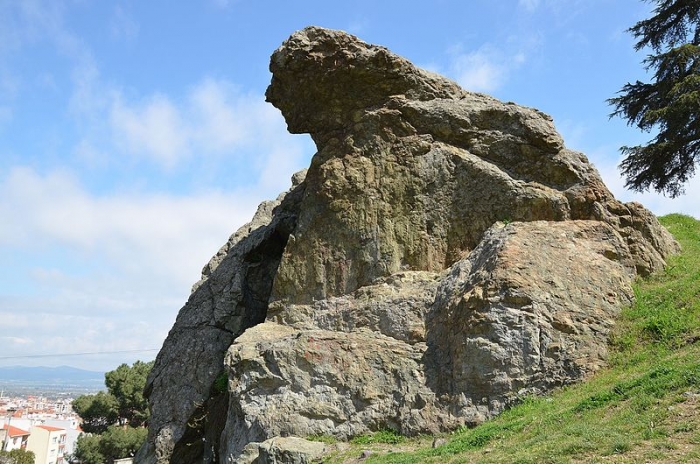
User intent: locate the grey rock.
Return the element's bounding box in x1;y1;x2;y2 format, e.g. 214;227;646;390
219;221;638;459
268;271;440;344
431;437;447;448
266;26;677;307
136;174;306;464
426;220;636;419
220;322;459;457
137;27;679;464
257;437;326;464
231;442;261;464
229;437;325;464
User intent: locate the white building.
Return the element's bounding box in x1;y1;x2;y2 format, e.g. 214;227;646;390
43;418;82;457
26;425;67;464
0;424;30;452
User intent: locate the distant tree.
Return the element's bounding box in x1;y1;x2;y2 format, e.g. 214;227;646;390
0;449;35;464
73;433;104;464
72;390;119;434
73;426;147;464
72;360;153;464
99;425;148;461
105;360;152;428
72;360;154;433
609;0;700;197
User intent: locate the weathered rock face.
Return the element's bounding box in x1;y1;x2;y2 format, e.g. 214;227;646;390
265;28;674;307
425;220;636;415
137;173;306;464
234;437;327;464
137;27;679;464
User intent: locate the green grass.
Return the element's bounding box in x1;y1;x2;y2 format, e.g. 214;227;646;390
322;214;700;464
350;429;406;445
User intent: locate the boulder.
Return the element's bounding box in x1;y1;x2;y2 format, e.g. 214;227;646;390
425;220;636;417
231;437;326;464
136;27;679;464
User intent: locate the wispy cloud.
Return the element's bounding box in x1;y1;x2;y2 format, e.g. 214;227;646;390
0;166;280;370
108;78;310;175
0;166;279;287
110;5;139;42
111;94;190;168
189;79;264;153
518;0;541;12
446;44;527;93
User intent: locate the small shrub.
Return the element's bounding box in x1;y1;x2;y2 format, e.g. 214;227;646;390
609;441;632;455
307;433;338;444
351;429;405;445
213;371;228;394
673;422;694;433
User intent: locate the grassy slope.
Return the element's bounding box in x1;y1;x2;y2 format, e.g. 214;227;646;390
324;214;700;464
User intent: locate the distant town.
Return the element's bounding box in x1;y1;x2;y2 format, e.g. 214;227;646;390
1;389;84;463
0;365;109;464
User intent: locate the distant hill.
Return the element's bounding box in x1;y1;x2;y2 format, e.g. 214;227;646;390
0;365;105;385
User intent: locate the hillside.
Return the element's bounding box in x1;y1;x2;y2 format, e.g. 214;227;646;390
321;214;700;464
0;366;105;395
0;365;104;384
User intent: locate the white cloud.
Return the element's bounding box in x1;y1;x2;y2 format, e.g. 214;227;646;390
446;44;526;93
0;10;312;368
452;49;504;92
189;79;256;152
110;5;139;41
108;78;311;177
111;93;190;168
73;139;109;167
0;167;262;285
0;336;31;345
0;166;276;370
68;60;105;117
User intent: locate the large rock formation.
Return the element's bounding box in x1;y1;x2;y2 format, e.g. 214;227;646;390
136;27;679;464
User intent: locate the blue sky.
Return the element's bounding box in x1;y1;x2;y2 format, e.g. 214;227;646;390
1;0;698;372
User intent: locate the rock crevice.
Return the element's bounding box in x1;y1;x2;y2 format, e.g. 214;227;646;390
137;177;305;464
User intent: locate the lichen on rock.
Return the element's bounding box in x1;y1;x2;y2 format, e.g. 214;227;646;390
136;26;679;464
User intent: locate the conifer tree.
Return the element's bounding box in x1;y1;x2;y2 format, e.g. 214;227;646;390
609;0;700;197
72;360;153;463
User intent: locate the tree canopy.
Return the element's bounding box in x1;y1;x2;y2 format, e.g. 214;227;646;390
0;449;35;464
609;0;700;197
72;390;119;434
73;426;148;464
72;360;153;434
72;360;153;463
105;360;152;428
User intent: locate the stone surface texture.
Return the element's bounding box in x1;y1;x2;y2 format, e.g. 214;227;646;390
232;437;327;464
136;27;679;464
